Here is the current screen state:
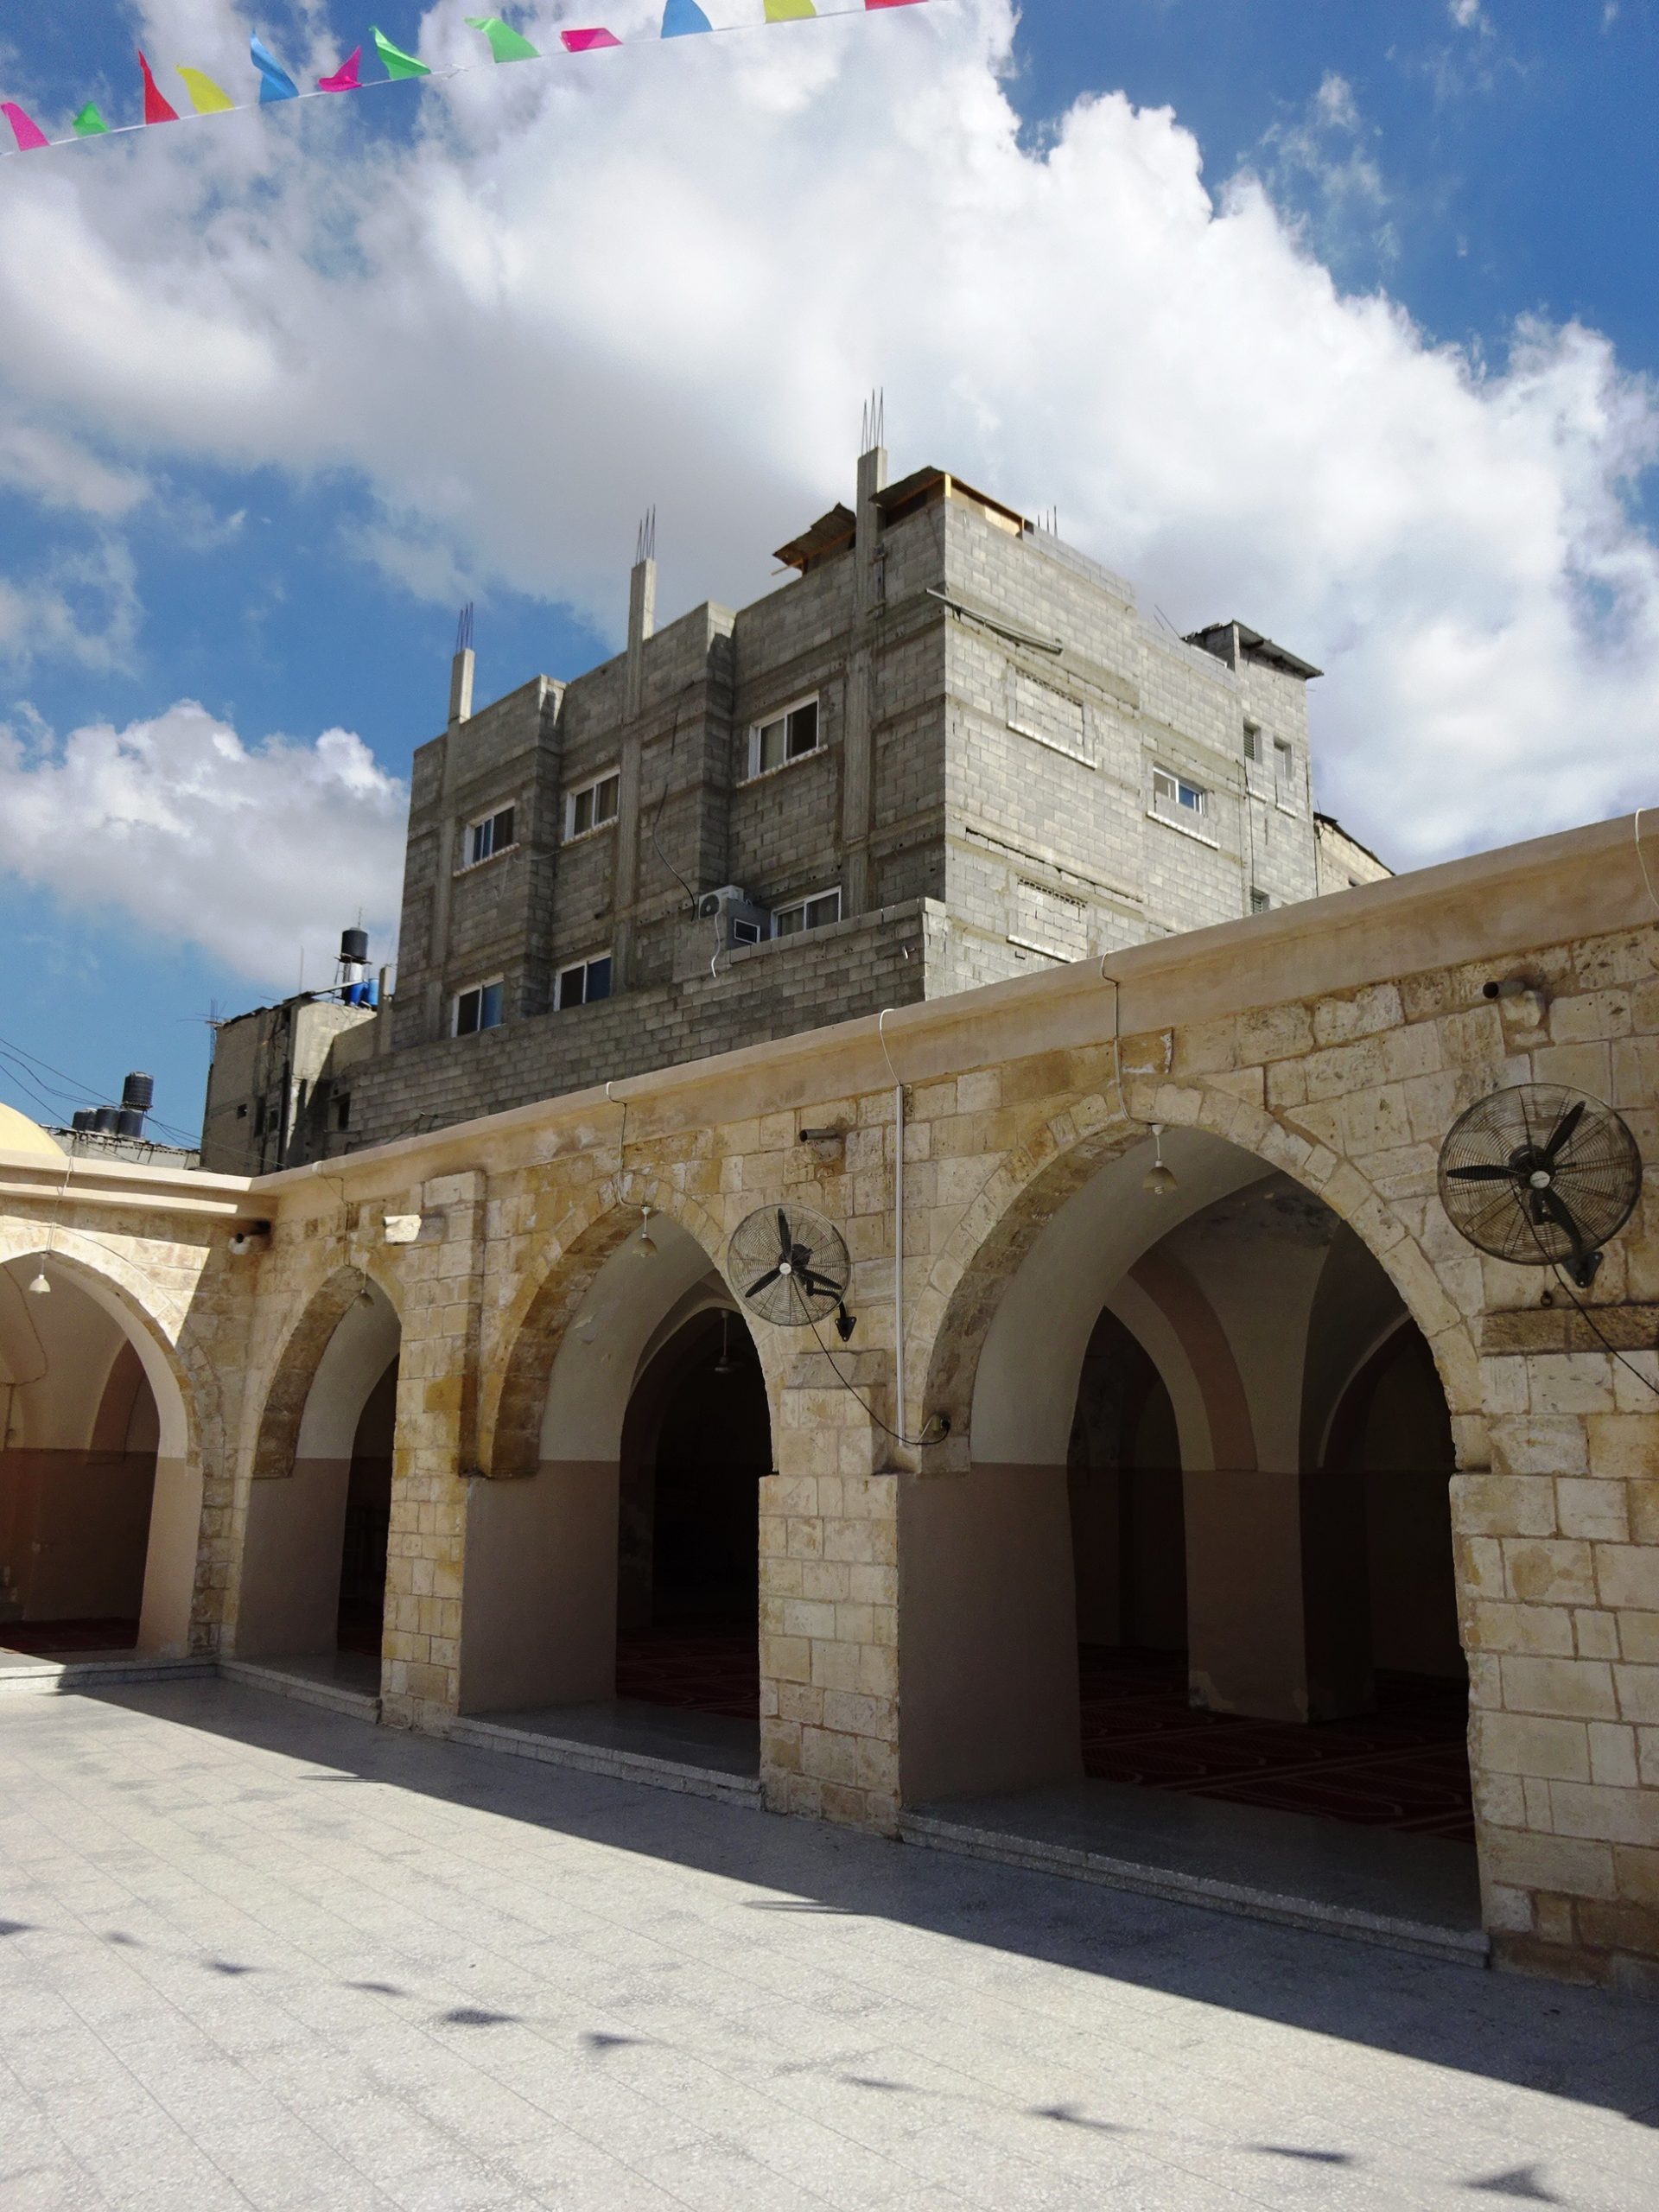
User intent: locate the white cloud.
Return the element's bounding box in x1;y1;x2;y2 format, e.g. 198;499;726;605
0;539;141;671
0;702;406;988
1447;0;1490;29
0;0;1654;880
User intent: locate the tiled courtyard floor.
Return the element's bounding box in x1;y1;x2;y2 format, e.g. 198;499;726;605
2;1681;1656;2212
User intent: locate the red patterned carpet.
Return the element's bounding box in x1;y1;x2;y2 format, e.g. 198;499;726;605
1080;1646;1475;1843
616;1626;760;1719
0;1618;139;1656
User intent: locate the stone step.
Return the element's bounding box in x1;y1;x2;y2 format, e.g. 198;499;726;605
899;1808;1491;1968
446;1713;764;1808
0;1654;215;1698
216;1658;381;1723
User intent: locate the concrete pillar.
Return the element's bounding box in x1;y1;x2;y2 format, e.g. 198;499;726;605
613;555;656;988
1183;1466;1372;1723
839;444;886;918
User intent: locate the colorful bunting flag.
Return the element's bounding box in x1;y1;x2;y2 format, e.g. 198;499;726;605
251;34;301;103
138;49;181;124
372;27;432;79
2;101;48;151
467;16;541;62
2;0;930;159
319;48;364;93
177;67;236;115
661;0;713;35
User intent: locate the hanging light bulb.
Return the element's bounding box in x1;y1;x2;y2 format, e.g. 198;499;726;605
634;1205;656;1257
26;1267;50;1297
1141;1123;1178;1198
713;1312;736;1376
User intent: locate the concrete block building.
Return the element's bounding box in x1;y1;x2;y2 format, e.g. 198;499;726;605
204;446;1374;1170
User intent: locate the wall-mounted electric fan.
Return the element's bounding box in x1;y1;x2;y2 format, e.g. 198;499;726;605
728;1205;856;1340
1437;1083;1643;1289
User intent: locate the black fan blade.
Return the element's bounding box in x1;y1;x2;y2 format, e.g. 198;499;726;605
746;1268;783;1298
1447;1165;1518;1183
1541;1099;1586;1166
776;1209;792;1261
1536;1185;1592;1256
798;1268;845;1300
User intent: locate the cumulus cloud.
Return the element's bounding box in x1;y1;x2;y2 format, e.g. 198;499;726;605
0;702;406;988
0;0;1655;884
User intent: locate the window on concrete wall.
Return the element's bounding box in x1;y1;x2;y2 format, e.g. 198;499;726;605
1152;767;1209;822
749;696;820;778
1011;879;1088;961
772;888;841;938
556;953;613;1009
1250;888;1272;914
1007;670;1091;766
566;771;620;840
1243;720;1262;763
467;804;516;867
454;980;505;1036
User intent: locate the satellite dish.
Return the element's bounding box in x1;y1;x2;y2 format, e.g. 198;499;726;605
728;1205;855;1338
1438;1083;1643;1289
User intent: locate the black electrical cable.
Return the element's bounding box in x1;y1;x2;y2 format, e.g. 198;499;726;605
787;1273;947;1449
1521;1211;1659;1401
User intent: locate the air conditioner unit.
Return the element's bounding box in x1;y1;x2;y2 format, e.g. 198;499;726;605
696;885;770;948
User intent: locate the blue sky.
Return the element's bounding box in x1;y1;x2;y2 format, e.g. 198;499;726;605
0;0;1654;1145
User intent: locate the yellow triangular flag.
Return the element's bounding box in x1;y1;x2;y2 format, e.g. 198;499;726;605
177;67;236;115
765;0;817;17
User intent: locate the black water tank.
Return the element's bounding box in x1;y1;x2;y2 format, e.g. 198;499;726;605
92;1106;119;1135
116;1109;145;1139
340;927;369;966
121;1071;154;1114
72;1109;97;1133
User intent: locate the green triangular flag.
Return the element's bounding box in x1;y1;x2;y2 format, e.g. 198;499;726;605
466;16;541;61
372;26;432;79
72;103;109;137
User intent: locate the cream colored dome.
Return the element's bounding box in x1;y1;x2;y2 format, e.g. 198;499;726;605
0;1102;66;1161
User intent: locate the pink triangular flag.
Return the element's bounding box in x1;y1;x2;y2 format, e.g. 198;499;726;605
561;28;622;50
2;100;50;151
319;47;362;92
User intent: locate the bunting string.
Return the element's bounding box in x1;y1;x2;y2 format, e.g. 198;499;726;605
2;3;930;156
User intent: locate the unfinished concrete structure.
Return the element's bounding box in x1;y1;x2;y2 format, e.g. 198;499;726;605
203;448;1382;1173
5;812;1659;1991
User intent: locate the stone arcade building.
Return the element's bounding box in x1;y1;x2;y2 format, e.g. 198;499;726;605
3;810;1658;1993
201;445;1385;1173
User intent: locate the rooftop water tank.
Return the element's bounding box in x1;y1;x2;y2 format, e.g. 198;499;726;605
340;927;369;967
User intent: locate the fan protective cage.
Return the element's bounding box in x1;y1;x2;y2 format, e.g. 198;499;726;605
1437;1082;1642;1268
728;1204;850;1327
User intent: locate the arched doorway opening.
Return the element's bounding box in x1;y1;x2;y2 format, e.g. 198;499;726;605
904;1125;1475;1932
235;1276;400;1698
461;1208;771;1784
0;1253;195;1658
615;1308;769;1719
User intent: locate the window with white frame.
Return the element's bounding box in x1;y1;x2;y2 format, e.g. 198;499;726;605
772;887;841;938
1152;767;1209;822
565;770;620;840
749;696;820;778
1274;738;1295;796
454;979;505;1036
1250;887;1272;914
556;952;613;1010
467;804;516;867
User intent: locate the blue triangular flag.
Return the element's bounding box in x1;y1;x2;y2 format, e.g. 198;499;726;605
251;33;301;103
662;0;713;34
